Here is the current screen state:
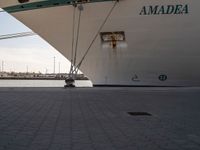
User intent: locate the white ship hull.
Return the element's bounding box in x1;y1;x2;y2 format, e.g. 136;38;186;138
1;0;200;86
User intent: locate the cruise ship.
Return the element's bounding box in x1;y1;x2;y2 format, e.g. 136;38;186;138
0;0;200;86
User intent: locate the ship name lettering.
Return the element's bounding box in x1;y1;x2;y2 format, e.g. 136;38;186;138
140;4;189;15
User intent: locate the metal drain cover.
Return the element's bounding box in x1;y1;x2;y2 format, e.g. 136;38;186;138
127;112;152;116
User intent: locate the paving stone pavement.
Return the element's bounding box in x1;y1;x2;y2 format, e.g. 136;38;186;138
0;87;200;150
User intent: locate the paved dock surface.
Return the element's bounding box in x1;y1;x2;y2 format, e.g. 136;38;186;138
0;87;200;150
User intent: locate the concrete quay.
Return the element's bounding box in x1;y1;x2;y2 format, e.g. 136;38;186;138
0;87;200;150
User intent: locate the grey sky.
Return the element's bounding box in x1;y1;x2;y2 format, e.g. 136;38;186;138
0;9;71;73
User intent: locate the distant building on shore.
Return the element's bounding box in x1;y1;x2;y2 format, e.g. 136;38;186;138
0;71;88;80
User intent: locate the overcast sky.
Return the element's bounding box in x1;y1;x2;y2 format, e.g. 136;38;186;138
0;9;71;74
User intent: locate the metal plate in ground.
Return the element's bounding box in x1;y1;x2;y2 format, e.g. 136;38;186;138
127;112;152;116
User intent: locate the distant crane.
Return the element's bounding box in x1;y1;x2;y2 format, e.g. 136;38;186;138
53;56;56;74
26;65;29;73
58;62;60;74
45;68;48;74
1;61;4;72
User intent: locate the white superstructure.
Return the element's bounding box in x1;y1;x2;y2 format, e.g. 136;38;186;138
0;0;200;86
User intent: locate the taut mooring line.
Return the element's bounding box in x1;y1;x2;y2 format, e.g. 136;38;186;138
0;32;36;40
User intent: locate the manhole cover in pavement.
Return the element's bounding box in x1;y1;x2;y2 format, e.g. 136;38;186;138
127;112;152;116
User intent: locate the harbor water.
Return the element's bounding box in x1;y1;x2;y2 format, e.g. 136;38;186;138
0;80;93;87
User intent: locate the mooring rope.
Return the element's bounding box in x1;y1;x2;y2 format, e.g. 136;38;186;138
73;4;83;67
0;10;5;13
69;5;76;77
75;0;118;71
0;32;36;40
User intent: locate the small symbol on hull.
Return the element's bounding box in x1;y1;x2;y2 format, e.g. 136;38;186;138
159;74;167;81
132;74;140;82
